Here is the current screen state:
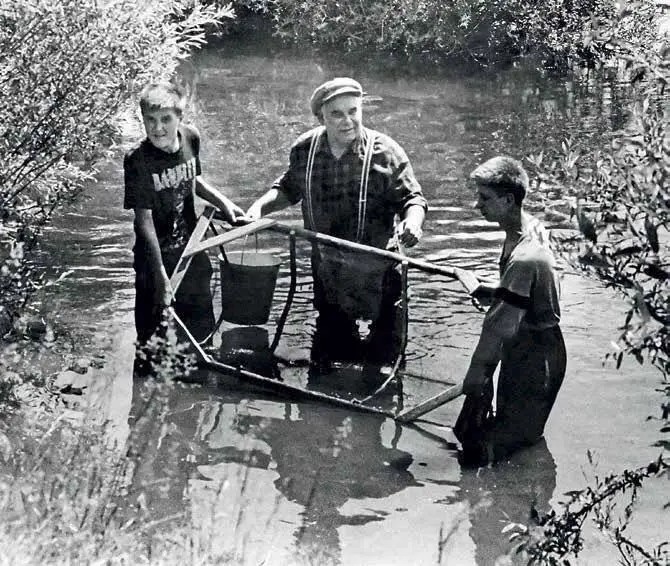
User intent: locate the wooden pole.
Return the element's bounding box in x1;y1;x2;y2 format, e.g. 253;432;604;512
170;208;217;293
173;299;461;423
394;381;464;423
170;308;395;417
167;213;481;423
266;223;480;294
168;307;213;363
199;357;396;419
186;217;480;293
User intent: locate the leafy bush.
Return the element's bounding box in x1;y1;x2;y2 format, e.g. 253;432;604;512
0;0;234;414
506;454;669;564
528;1;670;417
508;2;669;562
0;3;235;560
0;0;234;340
229;0;622;67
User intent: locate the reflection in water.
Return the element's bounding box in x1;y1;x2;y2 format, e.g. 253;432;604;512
452;439;556;566
214;404;419;565
127;358;557;566
127;369;418;564
218;326;281;380
125;377;204;524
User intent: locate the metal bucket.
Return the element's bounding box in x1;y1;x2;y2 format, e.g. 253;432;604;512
218;251;281;325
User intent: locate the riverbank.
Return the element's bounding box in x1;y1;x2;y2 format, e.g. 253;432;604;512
226;0;664;71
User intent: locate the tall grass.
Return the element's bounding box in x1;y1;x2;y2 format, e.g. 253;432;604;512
0;322;237;565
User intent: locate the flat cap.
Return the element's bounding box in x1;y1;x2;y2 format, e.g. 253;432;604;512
310;77;363;116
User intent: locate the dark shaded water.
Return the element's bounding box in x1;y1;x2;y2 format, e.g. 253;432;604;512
38;41;667;565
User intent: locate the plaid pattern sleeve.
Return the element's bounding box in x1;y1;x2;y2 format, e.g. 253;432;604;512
373;132;426;214
272;129;318;205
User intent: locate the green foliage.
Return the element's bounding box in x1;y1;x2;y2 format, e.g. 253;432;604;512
505;455;669;565
0;0;234;339
510;3;670;563
232;0;620;67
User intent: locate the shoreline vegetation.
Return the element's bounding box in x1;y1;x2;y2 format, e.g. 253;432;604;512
0;0;668;564
223;0;657;70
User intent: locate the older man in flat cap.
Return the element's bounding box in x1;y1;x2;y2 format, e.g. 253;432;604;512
247;77;426;374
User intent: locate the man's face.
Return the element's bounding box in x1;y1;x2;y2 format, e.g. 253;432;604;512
142;107;181;152
475;184;512;223
319;94;363;150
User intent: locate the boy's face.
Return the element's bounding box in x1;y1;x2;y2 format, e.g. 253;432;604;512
142;108;181;152
475;184;513;224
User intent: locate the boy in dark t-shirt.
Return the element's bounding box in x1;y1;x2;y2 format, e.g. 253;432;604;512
123;82;245;376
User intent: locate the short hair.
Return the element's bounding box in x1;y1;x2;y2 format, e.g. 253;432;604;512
139;82;187;116
470;156;529;205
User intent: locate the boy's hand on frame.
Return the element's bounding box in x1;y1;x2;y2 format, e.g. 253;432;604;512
220;200;247;226
244;202;264;223
470;282;496;307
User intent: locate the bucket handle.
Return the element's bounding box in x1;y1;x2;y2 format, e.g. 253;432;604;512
208;223;259;265
208;221;229;264
239;233;260;265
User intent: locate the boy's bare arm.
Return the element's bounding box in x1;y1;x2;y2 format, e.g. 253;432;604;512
195;176;245;224
134;209;173;306
463;326;503;396
463;299;526;395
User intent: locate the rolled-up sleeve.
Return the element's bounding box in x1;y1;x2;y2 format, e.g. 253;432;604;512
272;145;303;205
381;136;427;213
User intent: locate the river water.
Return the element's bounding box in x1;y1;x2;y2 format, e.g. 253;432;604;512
38;40;668;565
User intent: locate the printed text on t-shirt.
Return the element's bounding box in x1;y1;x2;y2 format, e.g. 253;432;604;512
151;158;197;192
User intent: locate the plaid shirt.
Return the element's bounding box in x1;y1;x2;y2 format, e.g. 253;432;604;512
273;127;426;250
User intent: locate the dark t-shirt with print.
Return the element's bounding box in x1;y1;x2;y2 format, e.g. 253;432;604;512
123;124;202;259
